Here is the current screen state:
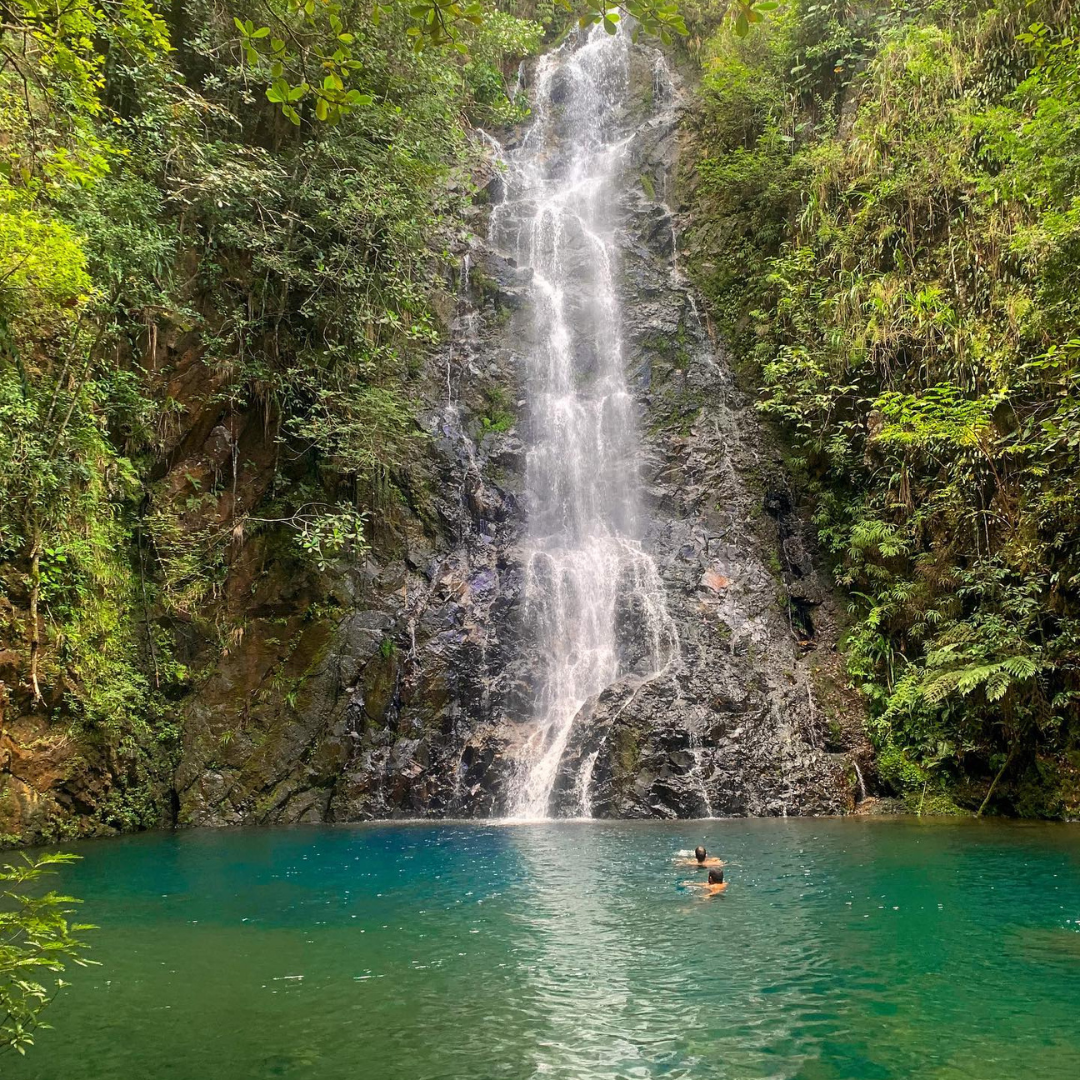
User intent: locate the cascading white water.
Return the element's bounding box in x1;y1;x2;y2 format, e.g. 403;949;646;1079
489;26;678;819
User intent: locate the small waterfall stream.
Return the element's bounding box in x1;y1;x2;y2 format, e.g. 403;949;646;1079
489;26;678;819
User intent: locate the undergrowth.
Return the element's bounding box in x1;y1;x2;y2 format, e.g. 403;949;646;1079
684;0;1080;815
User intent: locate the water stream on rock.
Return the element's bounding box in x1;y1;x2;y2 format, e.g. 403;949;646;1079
489;27;678;820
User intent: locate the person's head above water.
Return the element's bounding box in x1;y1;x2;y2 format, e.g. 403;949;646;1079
708;868;724;885
695;845;707;863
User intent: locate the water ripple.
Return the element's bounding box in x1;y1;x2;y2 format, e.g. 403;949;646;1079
12;819;1080;1080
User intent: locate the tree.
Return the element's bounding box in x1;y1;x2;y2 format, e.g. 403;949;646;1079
0;853;93;1056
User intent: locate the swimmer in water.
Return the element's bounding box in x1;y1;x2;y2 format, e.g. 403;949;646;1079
680;845;723;868
682;868;727;895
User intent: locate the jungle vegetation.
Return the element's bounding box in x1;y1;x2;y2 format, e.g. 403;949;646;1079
3;0;1077;835
0;0;722;841
685;0;1080;814
0;0;552;836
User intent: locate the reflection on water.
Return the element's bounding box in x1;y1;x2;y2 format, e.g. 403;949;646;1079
12;819;1080;1080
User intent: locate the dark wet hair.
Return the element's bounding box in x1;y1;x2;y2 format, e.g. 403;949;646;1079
695;846;707;862
708;869;724;885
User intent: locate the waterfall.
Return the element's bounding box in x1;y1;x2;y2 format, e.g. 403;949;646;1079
489;26;678;819
576;747;602;818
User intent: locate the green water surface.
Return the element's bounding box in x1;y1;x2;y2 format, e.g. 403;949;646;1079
12;819;1080;1079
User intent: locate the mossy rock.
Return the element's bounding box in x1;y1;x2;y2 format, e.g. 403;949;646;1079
361;646;399;726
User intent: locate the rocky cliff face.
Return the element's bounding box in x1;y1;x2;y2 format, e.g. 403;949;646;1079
1;36;867;843
536;48;864;818
173;39;865;826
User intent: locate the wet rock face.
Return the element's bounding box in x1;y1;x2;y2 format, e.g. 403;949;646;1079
174;323;531;825
175;35;863;828
530;45;857;819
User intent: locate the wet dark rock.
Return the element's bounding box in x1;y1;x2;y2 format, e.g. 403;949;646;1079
171;37;866;831
484;172;505;204
548;70;571;105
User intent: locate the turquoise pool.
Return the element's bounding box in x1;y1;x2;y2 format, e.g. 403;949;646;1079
12;818;1080;1079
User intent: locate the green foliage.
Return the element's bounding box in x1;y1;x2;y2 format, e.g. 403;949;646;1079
231;0;696;131
569;0;688;44
479;383;515;432
687;0;1080;812
0;0;170;183
0;853;94;1056
728;0;779;39
0;185;153;728
233;1;542;126
481;411;516;432
0;0;542;846
292;506;369;572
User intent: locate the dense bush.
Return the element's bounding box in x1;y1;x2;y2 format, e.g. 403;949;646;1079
0;1;543;829
685;0;1080;813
